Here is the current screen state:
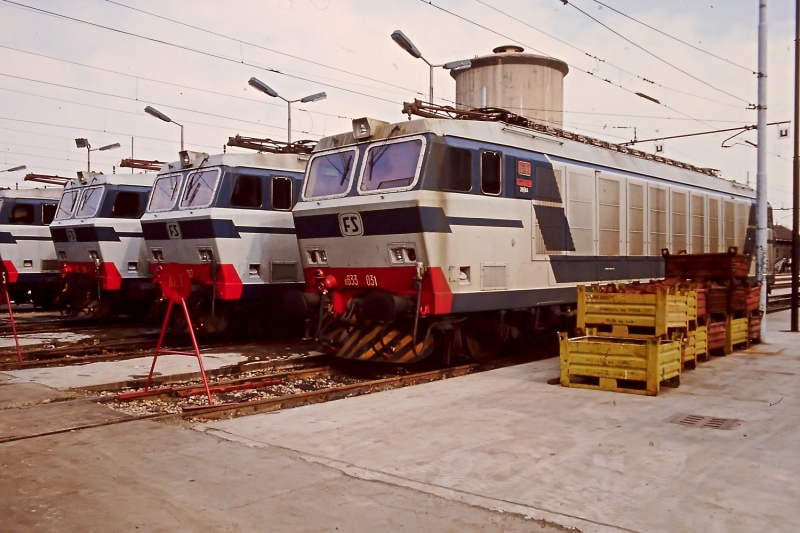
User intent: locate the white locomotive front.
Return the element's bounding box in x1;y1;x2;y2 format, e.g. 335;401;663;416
50;172;157;317
292;112;758;363
0;188;61;306
139;149;306;333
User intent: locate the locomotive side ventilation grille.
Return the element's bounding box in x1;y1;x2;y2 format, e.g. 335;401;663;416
481;263;507;291
270;261;298;283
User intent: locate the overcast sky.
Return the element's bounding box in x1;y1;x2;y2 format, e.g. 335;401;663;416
0;0;796;223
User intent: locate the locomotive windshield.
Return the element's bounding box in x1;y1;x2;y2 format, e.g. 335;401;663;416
148;173;183;212
360;139;423;192
304;149;356;199
180;168;220;209
55;189;79;220
75;186;103;218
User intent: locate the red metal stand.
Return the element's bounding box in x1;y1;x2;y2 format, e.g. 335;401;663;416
145;266;213;405
0;269;22;362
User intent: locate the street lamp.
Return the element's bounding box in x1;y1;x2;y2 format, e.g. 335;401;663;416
144;106;184;151
247;77;326;144
391;30;472;104
75;138;120;173
0;165;26;173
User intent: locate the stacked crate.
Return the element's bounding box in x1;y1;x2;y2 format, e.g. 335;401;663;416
663;247;762;355
559;285;685;396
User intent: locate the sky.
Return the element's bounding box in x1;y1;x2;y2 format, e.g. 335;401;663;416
0;0;797;224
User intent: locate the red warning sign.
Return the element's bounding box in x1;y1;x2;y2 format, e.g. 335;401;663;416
517;160;532;177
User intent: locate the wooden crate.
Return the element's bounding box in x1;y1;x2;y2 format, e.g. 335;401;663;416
559;334;681;396
682;329;698;370
708;319;727;354
577;285;688;339
726;315;749;352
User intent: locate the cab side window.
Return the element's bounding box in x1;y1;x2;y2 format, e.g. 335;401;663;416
272;177;293;211
111;192;145;218
231;175;263;209
438;147;472;192
480;151;502;195
9;203;34;224
42;203;57;225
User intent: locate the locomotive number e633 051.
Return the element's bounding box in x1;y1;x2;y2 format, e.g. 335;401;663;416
343;274;379;286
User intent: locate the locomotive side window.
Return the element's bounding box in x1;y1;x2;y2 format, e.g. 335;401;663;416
649;187;667;255
438;147;472;192
671;191;687;254
628;183;644;256
304;149;356;199
9;203;34;224
181;169;220;209
567;172;595;254
42;203;57;225
76;186;103;218
709;197;720;252
149;173;183;212
55;189;79;220
598;177;620;256
360;139;424;193
480;151;501;195
230;175;263;209
691;194;705;253
272;177;293;211
111;191;144;218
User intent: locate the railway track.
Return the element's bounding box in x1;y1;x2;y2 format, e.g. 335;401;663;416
0;352;541;444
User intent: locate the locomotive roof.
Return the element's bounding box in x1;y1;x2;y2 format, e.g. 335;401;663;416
314;118;755;199
0;187;62;200
159;152;308;174
63;173;157;190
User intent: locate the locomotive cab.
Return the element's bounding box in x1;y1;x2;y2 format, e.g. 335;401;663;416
49;173;157;317
0;188;61;306
140;151;306;333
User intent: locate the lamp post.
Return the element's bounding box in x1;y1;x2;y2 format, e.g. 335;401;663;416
247;78;326;144
390;30;472;104
0;165;26;173
75;139;120;173
144;106;184;151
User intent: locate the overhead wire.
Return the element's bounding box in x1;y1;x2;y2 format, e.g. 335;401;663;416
417;0;719;130
587;0;756;74
0;44;351;120
472;0;745;110
0;0;401;105
562;0;751;104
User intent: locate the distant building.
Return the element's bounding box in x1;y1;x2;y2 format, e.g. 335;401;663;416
773;224;794;273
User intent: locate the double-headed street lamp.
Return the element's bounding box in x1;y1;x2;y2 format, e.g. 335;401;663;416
144;106;184;151
391;30;472;104
0;165;26;173
248;77;326;144
75;138;120;173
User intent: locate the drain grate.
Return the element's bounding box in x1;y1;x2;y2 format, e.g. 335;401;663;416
667;413;741;430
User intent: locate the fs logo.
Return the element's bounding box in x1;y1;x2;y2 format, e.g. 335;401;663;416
66;229;77;242
338;212;363;236
167;222;182;240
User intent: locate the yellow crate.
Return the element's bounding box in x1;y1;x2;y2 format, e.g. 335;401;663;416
559;333;682;396
683;332;697;370
694;325;709;362
726;316;749;352
686;289;698;321
577;285;689;338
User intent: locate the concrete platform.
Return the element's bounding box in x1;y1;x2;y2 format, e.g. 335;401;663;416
203;311;800;533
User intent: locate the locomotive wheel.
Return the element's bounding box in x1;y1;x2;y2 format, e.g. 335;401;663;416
454;317;502;362
197;308;230;334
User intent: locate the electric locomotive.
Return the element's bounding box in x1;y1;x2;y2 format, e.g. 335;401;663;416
0;187;61;306
139;142;308;333
49;172;158;318
291;109;759;363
